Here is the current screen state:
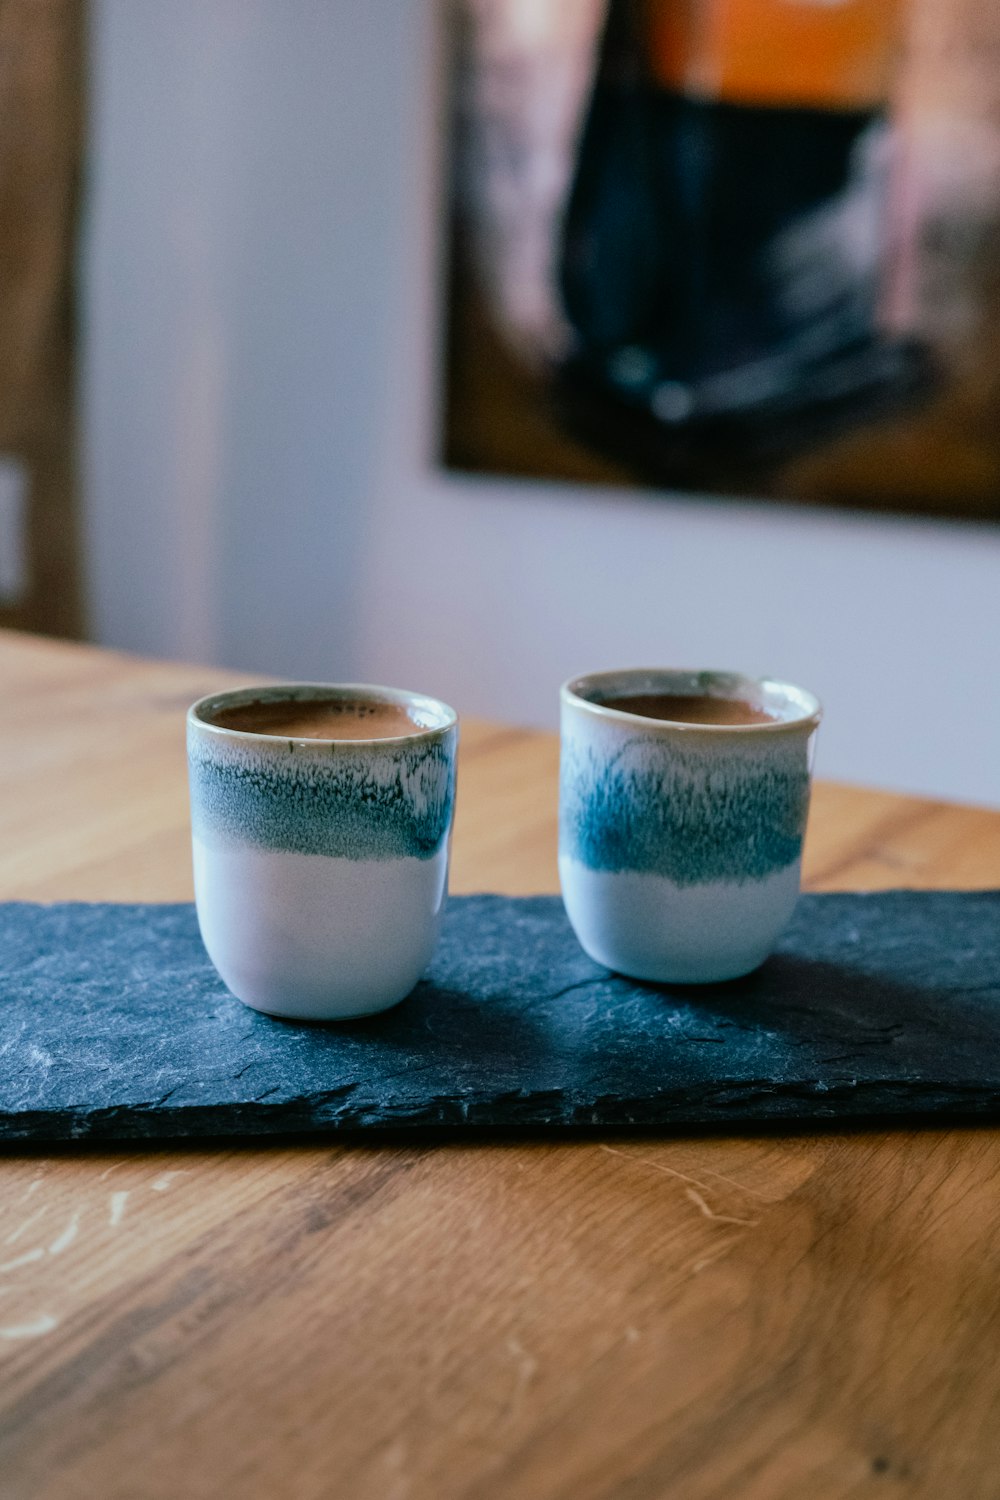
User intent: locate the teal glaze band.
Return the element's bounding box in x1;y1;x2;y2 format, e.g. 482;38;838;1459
189;735;456;861
560;739;810;885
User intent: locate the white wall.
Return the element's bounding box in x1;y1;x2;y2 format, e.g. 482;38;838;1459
83;0;1000;805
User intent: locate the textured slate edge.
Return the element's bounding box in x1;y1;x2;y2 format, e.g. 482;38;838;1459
5;1082;1000;1146
4;892;1000;1147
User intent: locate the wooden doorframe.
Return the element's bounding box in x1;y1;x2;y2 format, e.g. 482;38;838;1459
0;0;85;639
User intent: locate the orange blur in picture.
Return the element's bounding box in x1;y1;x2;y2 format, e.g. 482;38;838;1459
645;0;906;110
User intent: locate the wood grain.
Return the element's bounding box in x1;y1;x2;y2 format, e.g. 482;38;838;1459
1;629;999;1500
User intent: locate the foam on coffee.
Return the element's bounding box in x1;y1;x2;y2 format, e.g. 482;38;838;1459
600;692;779;727
209;696;426;741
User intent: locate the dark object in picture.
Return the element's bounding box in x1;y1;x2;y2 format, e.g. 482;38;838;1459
441;0;1000;519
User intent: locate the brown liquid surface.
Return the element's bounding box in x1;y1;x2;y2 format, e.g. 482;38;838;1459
600;692;779;726
209;697;426;740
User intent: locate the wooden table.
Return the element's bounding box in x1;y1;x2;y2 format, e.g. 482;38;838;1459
2;629;999;1500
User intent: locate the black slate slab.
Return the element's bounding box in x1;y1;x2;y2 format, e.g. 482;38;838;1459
1;893;999;1144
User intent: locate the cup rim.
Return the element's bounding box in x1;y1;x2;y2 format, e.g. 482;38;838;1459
188;682;458;748
561;668;822;735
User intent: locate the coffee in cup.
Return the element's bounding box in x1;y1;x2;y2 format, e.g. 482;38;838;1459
188;683;458;1020
208;696;429;741
559;669;821;983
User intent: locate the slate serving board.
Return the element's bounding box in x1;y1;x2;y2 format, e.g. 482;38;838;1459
2;893;999;1144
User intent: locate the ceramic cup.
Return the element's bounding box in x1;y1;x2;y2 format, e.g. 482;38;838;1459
559;669;822;984
187;683;458;1020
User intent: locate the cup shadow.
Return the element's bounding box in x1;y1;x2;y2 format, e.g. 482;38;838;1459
640;949;1000;1077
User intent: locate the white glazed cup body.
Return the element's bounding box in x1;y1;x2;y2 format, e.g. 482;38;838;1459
559;669;821;984
187;684;458;1020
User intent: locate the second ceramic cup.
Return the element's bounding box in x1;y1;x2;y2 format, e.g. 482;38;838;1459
188;683;458;1020
559;669;821;983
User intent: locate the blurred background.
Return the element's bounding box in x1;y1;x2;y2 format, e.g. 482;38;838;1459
1;0;998;803
443;0;1000;516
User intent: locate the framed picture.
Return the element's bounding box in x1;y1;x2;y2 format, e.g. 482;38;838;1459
440;0;1000;519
